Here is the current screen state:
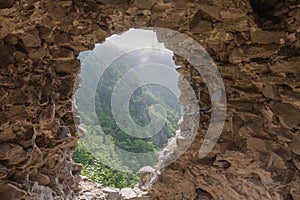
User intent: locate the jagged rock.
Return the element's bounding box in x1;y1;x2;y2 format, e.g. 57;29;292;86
251;29;286;44
0;164;10;179
121;188;137;200
138;166;155;189
133;0;156;9
78;177;106;200
0;183;28;199
0;143;29;166
246;137;270;153
103;188;121;200
270;102;300;128
20;28;41;48
0;42;14;65
30;182;54;200
292;157;300;170
0;0;15;9
291;139;300;156
4;34;18;45
0;0;299;199
262;85;275;98
273;156;287;170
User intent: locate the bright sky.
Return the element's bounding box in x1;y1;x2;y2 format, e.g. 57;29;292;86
104;28;167;51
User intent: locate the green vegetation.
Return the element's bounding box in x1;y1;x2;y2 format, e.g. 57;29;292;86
73;47;180;188
73;141;139;188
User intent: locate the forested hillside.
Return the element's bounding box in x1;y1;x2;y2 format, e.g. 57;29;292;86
73;44;180;188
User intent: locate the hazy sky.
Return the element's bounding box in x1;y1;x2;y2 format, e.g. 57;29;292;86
89;28;177;69
101;28;167;51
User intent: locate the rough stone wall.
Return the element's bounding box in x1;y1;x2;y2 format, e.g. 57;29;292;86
0;0;299;199
148;1;300;199
0;0;126;199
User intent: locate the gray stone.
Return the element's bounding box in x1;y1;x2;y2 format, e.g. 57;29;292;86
121;188;137;200
103;187;121;200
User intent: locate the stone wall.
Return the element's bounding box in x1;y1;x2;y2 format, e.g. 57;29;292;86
0;0;299;199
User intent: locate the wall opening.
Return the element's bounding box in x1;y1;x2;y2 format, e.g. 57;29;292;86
73;28;182;189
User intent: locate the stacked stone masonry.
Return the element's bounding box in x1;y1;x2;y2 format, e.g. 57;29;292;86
0;0;299;199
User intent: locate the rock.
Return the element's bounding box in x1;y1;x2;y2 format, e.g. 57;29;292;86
262;85;275;98
53;60;80;74
0;0;299;199
51;47;74;61
121;188;137;200
231;45;278;63
0;42;14;65
0;183;28;199
220;9;246;19
190;5;221;29
20;28;41;48
292;157;300;170
30;182;54;200
246;137;270;153
291;140;300;156
133;0;156;9
273;157;287;169
28;47;46;60
0;17;14;40
78;177;106;200
138;166;155;189
103;187;121;200
39;103;55;125
251;29;286;44
270;59;300;74
30;172;51;186
0;164;10;179
0;0;15;9
0;143;29;166
4;34;18;45
229;48;244;63
95;0;124;4
270;102;300;128
289;177;300;200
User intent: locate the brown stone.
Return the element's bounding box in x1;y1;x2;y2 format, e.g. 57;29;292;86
0;17;14;40
0;0;299;199
20;28;41;48
272;155;287;169
262;85;275;98
291;140;300;156
51;47;74;61
251;29;286;44
53;60;80;74
4;34;18;45
7;105;27;121
133;0;156;9
0;143;29;166
0;164;10;179
246;137;270;153
0;42;14;65
0;183;28;199
270;102;300;128
0;0;15;9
